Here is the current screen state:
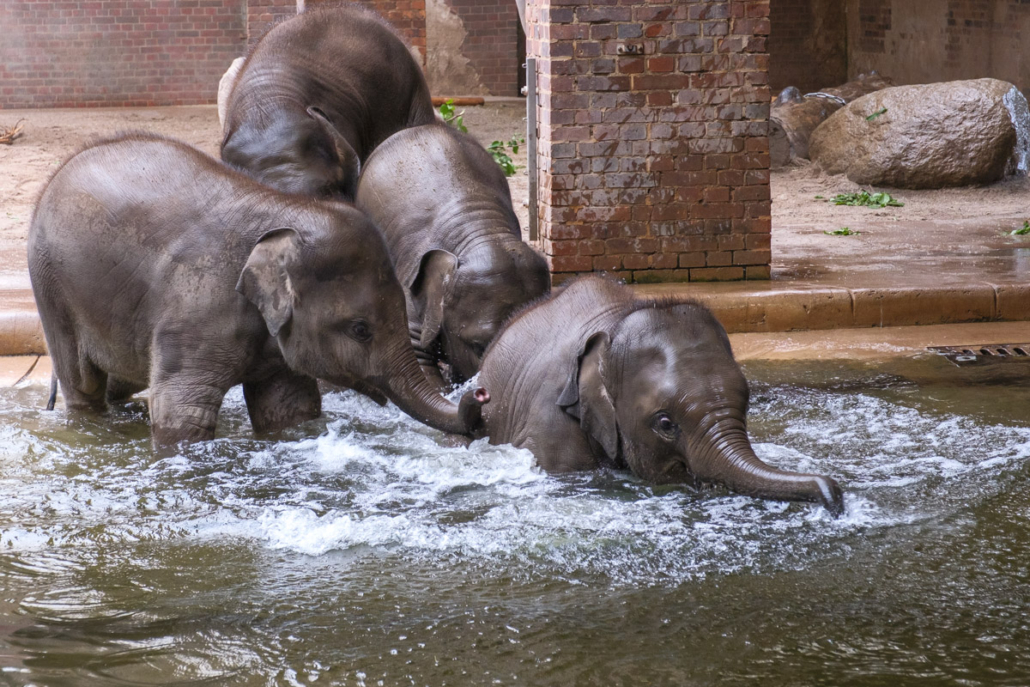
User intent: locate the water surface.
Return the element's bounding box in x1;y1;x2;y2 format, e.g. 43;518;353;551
1;356;1029;685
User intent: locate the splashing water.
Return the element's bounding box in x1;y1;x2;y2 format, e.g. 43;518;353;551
1;356;1029;685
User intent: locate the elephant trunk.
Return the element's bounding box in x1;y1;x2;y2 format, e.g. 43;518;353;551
378;341;487;436
688;419;844;516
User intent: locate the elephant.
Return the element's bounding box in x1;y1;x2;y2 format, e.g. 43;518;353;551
220;3;436;200
356;123;550;386
475;276;845;515
28;133;487;446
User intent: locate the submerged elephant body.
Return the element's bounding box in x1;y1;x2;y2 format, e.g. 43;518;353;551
29;134;482;445
356;123;550;385
221;3;435;199
477;277;844;515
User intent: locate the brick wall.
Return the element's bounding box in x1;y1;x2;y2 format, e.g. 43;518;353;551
526;0;772;284
304;0;426;60
0;0;248;109
247;0;296;47
768;0;846;92
847;0;1030;97
427;0;520;95
0;0;427;110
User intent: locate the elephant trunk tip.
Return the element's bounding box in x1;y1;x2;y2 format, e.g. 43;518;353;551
458;387;490;435
815;475;845;518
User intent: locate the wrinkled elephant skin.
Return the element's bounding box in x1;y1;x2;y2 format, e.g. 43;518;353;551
29;134;485;446
476;276;845;516
357;123;550;386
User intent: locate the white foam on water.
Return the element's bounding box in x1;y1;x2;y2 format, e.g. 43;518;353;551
2;380;1029;585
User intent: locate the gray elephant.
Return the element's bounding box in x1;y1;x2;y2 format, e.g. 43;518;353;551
221;3;435;199
28;134;486;446
356;123;550;386
475;277;845;515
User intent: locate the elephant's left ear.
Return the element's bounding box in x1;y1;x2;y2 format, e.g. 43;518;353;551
237;228;302;338
558;331;619;460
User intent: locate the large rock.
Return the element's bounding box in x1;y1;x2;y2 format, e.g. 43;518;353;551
770;72;895;169
809;78;1030;189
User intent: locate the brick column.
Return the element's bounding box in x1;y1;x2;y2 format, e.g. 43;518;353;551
525;0;772;284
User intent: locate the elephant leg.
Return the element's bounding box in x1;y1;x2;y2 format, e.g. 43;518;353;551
243;367;321;434
106;376;147;404
44;325;107;412
149;374;228;446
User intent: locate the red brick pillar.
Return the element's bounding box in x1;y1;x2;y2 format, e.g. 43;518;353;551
525;0;772;284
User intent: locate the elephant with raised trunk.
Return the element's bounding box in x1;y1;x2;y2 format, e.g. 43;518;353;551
221;3;435;199
29;134;486;446
475;277;845;515
357;123;550;387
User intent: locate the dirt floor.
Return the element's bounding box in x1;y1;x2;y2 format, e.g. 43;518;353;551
1;102;1028;292
0;100;529;290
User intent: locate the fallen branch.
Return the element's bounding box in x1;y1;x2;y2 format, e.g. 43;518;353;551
0;119;25;145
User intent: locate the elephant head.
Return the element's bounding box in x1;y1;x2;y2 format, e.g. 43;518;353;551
411;242;550;384
557;301;844;515
222;106;361;199
237;218;487;435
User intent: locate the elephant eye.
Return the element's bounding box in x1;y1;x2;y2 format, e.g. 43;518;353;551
652;412;678;439
347;320;372;343
470;342;487;358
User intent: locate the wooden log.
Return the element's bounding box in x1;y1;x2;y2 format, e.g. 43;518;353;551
430;96;485;107
770;73;895;169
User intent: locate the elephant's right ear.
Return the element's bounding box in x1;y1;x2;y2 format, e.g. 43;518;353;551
237;228;302;338
411;249;458;350
307;106;360;197
558;331;619;460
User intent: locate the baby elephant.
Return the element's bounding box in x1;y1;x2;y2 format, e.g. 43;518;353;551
356;123;550;387
476;277;845;516
29;134;485;446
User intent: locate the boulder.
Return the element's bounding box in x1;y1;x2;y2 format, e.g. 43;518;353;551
809;78;1030;189
770;73;895;169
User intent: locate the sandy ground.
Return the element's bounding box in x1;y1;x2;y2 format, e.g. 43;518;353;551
1;102;1028;292
0;100;530;290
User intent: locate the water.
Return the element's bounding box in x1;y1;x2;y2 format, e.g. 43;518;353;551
1;356;1030;685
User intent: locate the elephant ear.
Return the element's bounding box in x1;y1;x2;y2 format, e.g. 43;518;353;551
557;331;619;460
410;249;458;350
236;228;302;338
306;106;361;197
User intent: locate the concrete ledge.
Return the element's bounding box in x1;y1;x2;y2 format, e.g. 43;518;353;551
2;280;1030;358
634;281;1030;334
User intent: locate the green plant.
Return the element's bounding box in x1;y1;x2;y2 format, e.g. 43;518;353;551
824;227;860;236
438;99;467;133
866;107;888;121
831;190;904;208
1009;220;1030;236
489;135;524;177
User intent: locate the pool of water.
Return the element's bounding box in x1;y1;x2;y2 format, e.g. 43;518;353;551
1;355;1029;685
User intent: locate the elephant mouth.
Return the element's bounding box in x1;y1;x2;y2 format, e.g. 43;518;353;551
325;374;389;406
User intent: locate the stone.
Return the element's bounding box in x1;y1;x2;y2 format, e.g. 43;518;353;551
809;78;1030;189
769;72;894;168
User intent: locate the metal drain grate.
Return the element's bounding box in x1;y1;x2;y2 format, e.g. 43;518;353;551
928;343;1030;365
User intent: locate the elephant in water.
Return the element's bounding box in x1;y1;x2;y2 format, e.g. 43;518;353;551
29;134;487;446
356;123;550;387
475;276;845;515
221;3;435;199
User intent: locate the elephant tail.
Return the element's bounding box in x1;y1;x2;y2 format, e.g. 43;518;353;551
46;373;57;411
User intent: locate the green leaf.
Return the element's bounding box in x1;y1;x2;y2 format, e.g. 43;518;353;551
824;227;860;236
866;107;888;121
1008;220;1030;236
830;190;904;208
439;99;468;133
